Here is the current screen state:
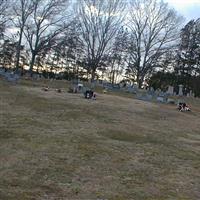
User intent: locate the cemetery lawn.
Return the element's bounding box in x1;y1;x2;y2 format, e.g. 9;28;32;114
0;78;200;200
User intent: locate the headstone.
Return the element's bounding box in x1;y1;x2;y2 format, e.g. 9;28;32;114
178;85;183;96
127;87;137;94
147;89;154;96
130;84;138;93
98;79;103;85
0;68;5;74
119;83;124;88
103;88;108;93
91;82;95;89
137;94;152;102
166;85;174;95
157;96;165;103
32;73;40;80
167;98;175;104
134;84;139;90
126;83;131;88
5;73;20;83
146;94;153;101
77;83;83;92
150;87;154;92
113;84;120;90
159;91;166;97
155;88;161;95
72;79;78;84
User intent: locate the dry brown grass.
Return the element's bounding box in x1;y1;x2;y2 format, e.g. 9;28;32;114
0;78;200;200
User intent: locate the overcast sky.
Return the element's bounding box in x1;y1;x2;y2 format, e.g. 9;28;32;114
165;0;200;22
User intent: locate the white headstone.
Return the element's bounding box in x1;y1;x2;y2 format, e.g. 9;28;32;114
178;85;183;96
150;87;154;92
134;84;139;89
167;86;174;95
157;96;164;102
167;98;175;104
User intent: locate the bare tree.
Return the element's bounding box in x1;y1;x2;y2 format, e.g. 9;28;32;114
11;0;34;71
76;0;125;81
176;19;200;76
127;0;183;87
1;39;17;68
0;0;9;38
108;27;128;84
23;0;70;74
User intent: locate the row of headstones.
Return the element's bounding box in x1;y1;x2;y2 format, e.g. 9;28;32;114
0;67;46;81
122;84;194;98
119;84;195;103
88;79;195;99
88;79;139;91
0;68;20;83
166;85;195;97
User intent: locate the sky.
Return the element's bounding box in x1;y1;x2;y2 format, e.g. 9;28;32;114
165;0;200;22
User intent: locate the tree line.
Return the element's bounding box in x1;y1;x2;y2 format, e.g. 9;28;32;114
0;0;200;95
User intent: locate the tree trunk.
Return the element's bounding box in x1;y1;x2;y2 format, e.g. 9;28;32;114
91;69;95;82
138;79;143;88
36;64;39;73
15;28;23;71
111;60;115;85
111;70;115;85
29;52;36;76
136;73;140;87
136;73;143;88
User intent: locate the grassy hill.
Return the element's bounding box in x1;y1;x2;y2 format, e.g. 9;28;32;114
0;78;200;200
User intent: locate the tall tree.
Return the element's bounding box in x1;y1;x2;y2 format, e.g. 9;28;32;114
23;0;70;74
107;27;128;84
54;21;84;79
12;0;34;71
127;0;182;87
0;0;9;39
176;18;200;76
76;0;125;81
0;39;17;69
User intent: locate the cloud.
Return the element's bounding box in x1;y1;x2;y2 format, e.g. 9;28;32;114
166;0;200;6
165;0;200;20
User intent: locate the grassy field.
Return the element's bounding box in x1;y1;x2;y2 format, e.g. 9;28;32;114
0;78;200;200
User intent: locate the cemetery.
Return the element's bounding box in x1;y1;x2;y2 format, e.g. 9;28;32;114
2;67;195;110
1;74;200;199
1;0;200;199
